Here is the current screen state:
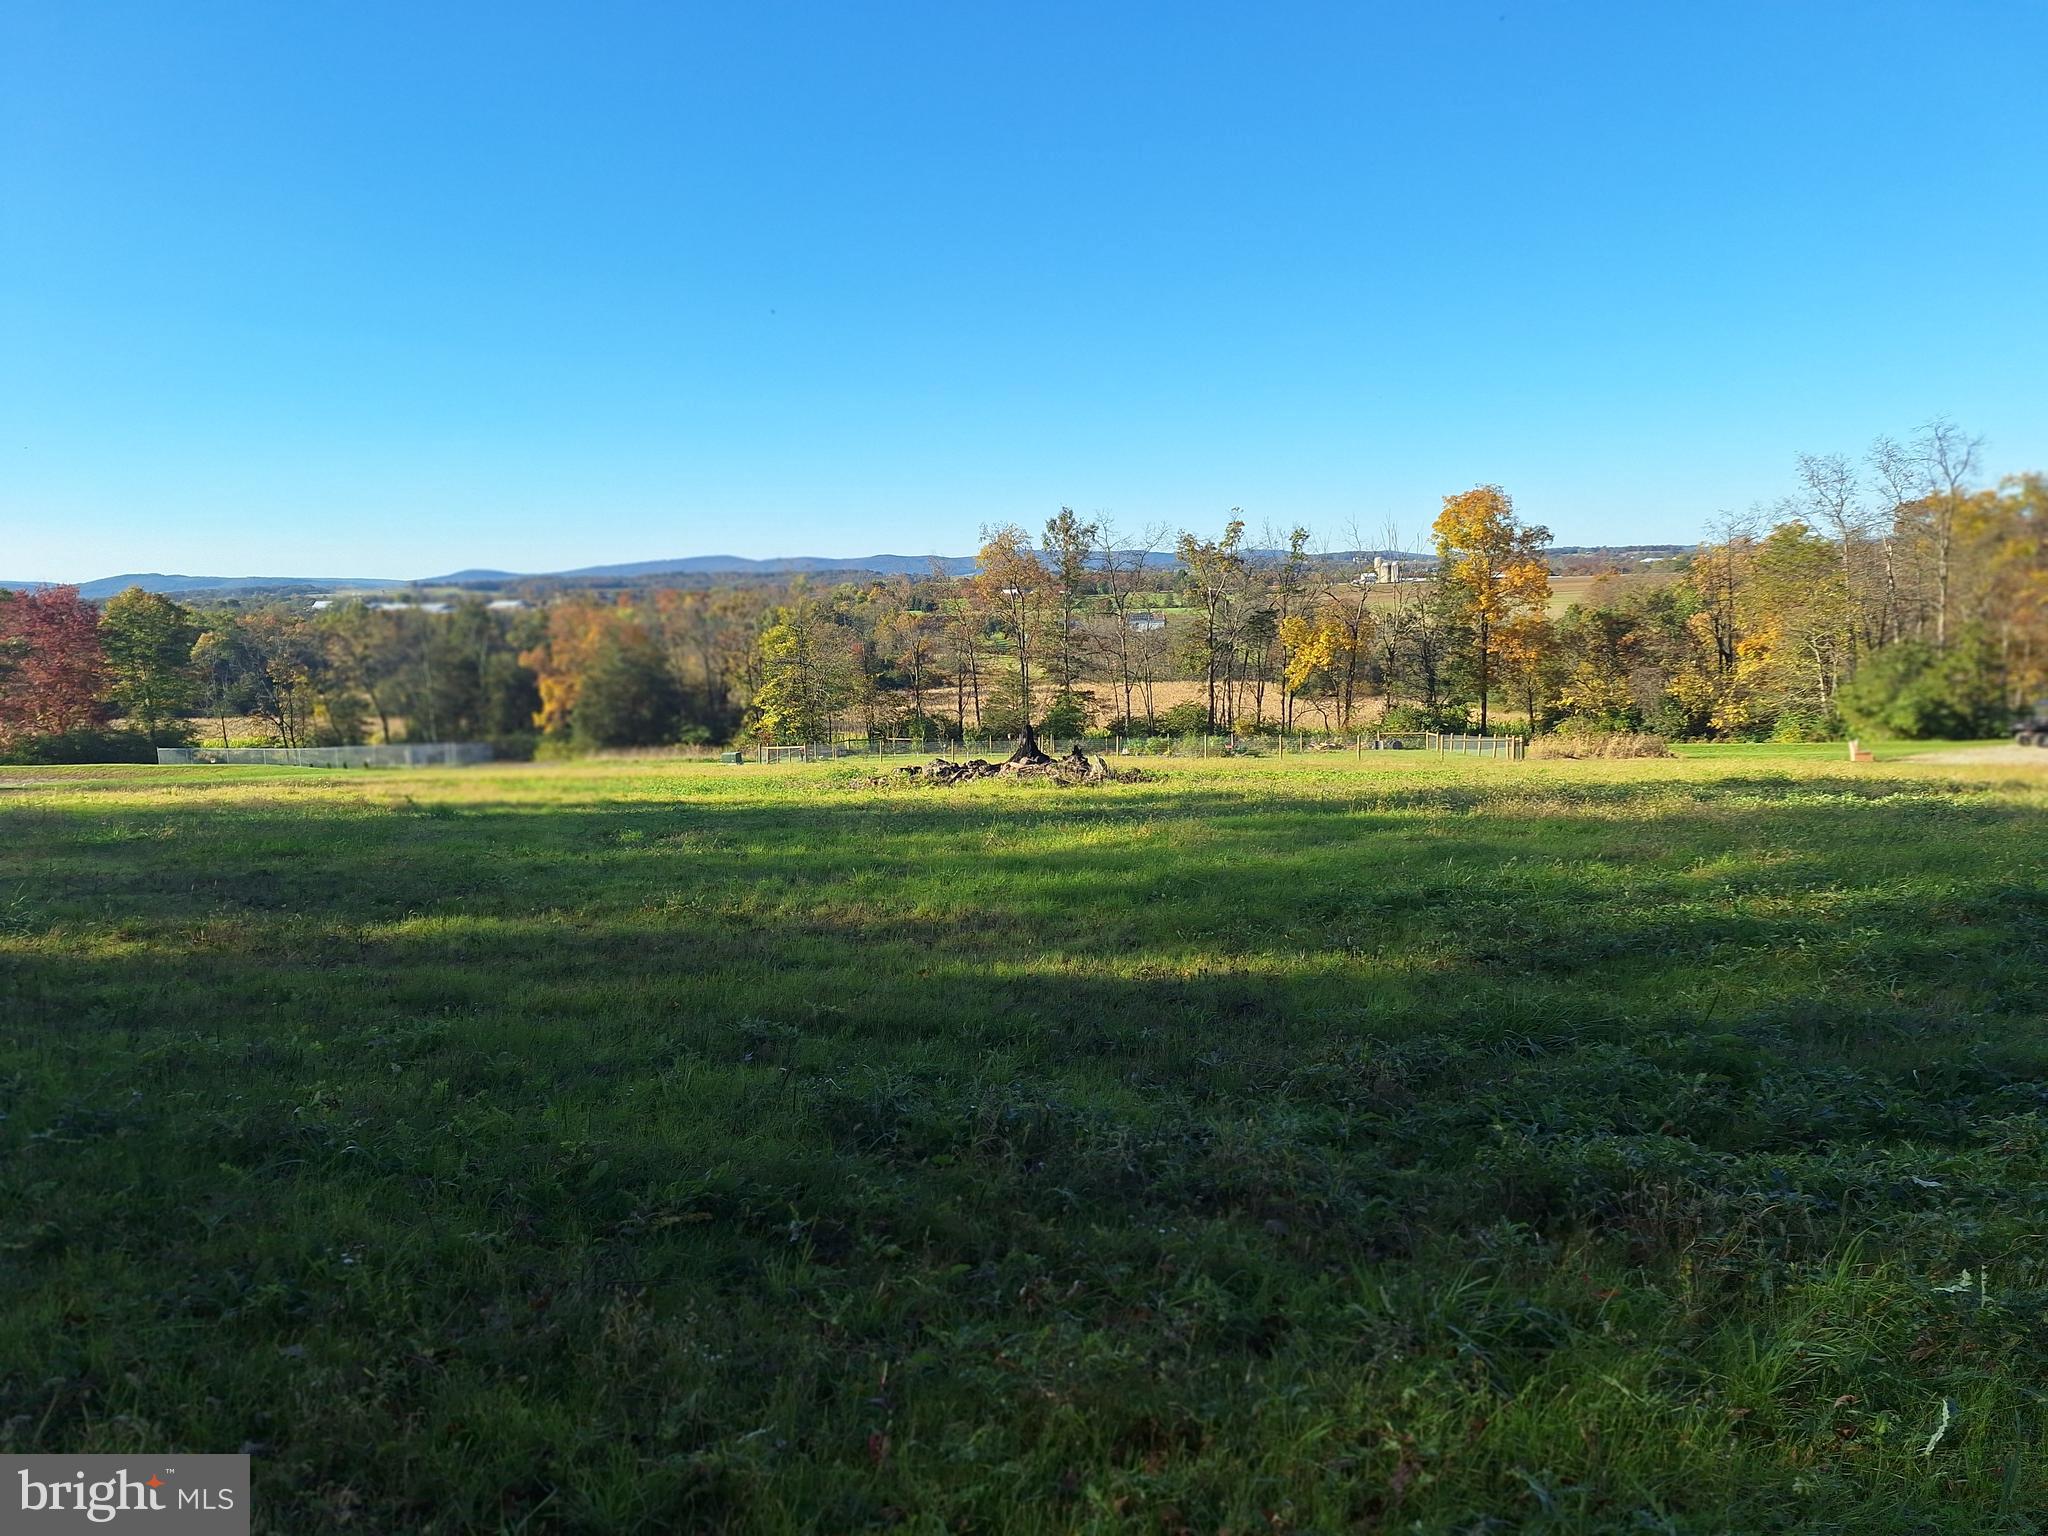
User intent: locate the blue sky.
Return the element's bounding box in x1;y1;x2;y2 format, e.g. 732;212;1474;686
4;1;2044;580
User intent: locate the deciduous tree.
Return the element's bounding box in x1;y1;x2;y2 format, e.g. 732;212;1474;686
0;586;109;742
1431;486;1550;732
748;595;856;744
99;587;200;743
974;525;1050;730
1176;516;1246;730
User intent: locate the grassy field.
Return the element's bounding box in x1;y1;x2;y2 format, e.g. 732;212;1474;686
4;749;2047;1532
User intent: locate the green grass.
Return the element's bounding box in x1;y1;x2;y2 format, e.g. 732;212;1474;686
1670;739;2006;763
4;750;2047;1533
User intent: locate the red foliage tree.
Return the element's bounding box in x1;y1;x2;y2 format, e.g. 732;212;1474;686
0;586;110;741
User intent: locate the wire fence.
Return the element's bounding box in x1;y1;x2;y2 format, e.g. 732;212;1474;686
746;730;1528;762
157;743;495;768
1423;731;1527;760
155;734;1525;768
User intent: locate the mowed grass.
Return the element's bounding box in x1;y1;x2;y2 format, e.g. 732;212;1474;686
3;751;2047;1533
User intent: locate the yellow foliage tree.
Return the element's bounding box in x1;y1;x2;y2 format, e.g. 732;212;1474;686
1280;603;1376;725
1431;485;1550;731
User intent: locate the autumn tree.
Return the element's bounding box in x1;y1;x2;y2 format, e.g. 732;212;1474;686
1736;523;1853;725
1431;486;1550;731
1274;556;1381;730
1176;516;1247;730
1328;566;1383;726
1271;527;1314;730
1689;512;1756;681
0;586;108;743
650;587;758;734
1279;601;1372;728
1495;612;1559;730
244;610;329;746
878;599;941;736
747;594;856;744
1041;507;1098;706
97;588;200;744
520;598;615;738
1790;452;1875;663
1551;602;1651;728
937;582;987;739
1375;590;1458;723
190;621;251;747
974;524;1050;732
1984;473;2048;703
187;610;323;747
316;601;410;743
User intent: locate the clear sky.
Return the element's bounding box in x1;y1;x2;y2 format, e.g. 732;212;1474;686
4;1;2044;581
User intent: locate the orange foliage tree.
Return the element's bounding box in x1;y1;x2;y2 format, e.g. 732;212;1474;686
518;597;619;737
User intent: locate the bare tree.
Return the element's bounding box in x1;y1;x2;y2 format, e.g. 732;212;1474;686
1866;435;1924;645
934;557;986;739
1917;416;1985;649
1363;517;1409;720
1792;451;1874;664
1097;516;1168;728
1695;507;1760;677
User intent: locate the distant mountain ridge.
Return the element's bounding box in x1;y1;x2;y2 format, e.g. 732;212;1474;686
0;573;403;601
5;543;1686;601
0;556;986;598
466;553;986;582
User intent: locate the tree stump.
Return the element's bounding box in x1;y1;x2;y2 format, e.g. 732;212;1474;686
1003;722;1054;768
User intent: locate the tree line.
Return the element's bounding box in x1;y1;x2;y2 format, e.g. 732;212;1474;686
4;421;2042;760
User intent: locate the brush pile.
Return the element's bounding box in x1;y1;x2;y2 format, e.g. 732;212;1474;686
880;724;1153;788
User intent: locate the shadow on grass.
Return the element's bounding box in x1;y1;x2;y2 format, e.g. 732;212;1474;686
4;771;2047;1530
